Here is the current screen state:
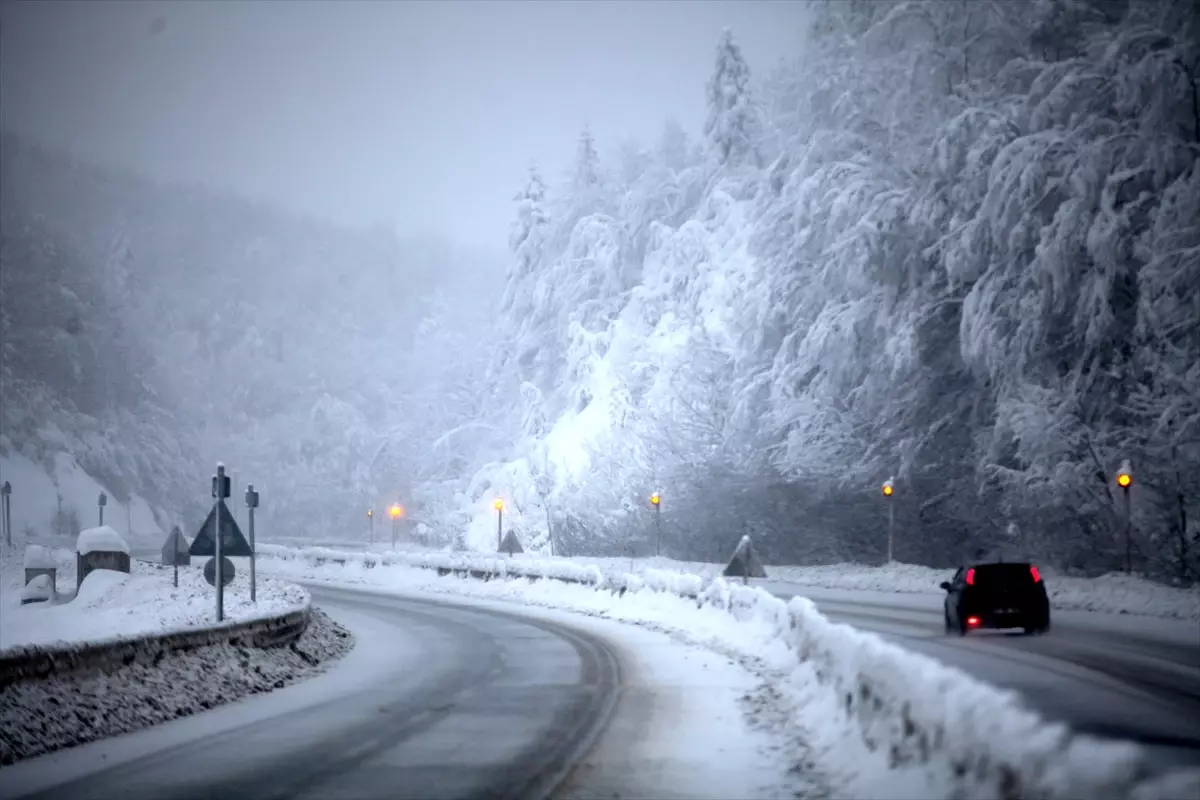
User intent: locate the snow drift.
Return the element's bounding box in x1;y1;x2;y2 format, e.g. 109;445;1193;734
259;544;1199;799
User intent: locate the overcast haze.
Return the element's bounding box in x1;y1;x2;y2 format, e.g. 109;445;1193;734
0;0;810;248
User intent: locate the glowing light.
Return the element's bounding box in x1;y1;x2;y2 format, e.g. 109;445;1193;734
494;499;504;512
650;492;660;506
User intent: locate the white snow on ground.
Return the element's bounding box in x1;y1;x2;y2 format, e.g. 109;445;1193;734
259;550;1200;800
74;525;130;555
263;543;1200;621
0;607;353;766
0;552;308;652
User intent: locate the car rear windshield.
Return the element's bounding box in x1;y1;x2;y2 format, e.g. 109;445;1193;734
971;563;1037;587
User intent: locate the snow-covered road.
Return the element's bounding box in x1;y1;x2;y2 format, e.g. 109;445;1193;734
762;581;1200;773
0;583;808;800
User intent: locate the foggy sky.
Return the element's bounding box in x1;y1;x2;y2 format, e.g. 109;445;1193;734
0;0;809;249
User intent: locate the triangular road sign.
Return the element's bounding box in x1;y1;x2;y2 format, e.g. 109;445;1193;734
499;529;524;555
190;500;253;557
723;535;767;579
162;526;191;566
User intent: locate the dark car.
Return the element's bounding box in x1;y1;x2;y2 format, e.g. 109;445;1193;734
940;561;1050;636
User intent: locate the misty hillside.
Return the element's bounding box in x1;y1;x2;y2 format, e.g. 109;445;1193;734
471;0;1199;579
2;0;1196;583
1;130;506;536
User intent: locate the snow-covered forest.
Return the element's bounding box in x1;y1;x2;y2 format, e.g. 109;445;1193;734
2;0;1197;580
0;131;505;540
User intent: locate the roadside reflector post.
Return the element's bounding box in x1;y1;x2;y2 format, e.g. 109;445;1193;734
246;484;260;603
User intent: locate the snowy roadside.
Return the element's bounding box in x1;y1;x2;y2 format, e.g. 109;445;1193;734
1;547;308;652
259;552;1200;800
258;543;1200;621
0;607;354;765
533;555;1200;621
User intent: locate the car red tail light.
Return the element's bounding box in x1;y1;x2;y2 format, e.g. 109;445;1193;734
966;616;980;627
965;568;975;585
1030;565;1042;583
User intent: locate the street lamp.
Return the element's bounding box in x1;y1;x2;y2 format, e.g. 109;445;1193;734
1116;460;1133;574
98;491;107;527
389;503;403;550
650;492;662;557
367;507;374;544
882;478;895;563
494;499;504;551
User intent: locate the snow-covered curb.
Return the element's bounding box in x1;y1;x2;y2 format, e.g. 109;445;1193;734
259;547;1199;800
0;608;354;765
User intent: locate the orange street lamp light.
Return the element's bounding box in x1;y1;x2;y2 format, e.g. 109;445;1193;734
1116;462;1132;489
650;492;660;506
389;503;404;549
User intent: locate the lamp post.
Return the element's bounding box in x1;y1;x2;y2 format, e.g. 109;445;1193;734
650;491;662;558
494;499;504;551
367;507;374;545
1116;460;1133;574
882;478;895;564
98;491;107;527
389;503;403;550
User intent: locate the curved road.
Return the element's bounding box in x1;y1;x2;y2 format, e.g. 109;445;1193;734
2;585;621;800
761;581;1200;772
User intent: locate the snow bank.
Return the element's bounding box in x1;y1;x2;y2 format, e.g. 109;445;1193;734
0;562;309;653
75;525;130;556
258;545;1199;800
0;608;353;765
291;544;1198;621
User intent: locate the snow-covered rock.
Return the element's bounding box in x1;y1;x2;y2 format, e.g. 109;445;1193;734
75;525;130;556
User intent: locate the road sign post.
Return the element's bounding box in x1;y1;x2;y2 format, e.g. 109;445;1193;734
209;465;232;621
367;507;374;545
246;484;259;603
161;525;191;587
